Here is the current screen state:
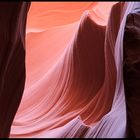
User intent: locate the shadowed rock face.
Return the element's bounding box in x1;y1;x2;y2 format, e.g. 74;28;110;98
123;12;140;138
0;2;30;138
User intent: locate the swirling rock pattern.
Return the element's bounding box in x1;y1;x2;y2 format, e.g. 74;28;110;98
0;1;140;138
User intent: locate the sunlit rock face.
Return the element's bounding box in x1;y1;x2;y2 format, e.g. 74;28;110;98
0;2;140;138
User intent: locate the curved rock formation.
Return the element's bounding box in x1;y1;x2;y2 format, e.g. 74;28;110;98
0;2;30;138
0;1;140;138
11;2;124;138
123;9;140;137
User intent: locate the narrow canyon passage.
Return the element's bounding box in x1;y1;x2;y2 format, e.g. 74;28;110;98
0;2;140;138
